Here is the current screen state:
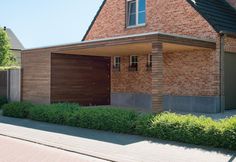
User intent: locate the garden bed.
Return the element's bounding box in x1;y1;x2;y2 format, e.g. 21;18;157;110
2;102;236;150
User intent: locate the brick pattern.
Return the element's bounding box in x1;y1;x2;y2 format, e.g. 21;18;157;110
111;55;152;94
152;42;163;112
157;0;217;40
85;0;158;41
85;0;217;41
163;49;219;96
224;36;236;53
226;0;236;8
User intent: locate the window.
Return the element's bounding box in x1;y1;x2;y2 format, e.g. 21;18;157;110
129;55;138;71
147;54;152;71
127;0;146;27
147;54;152;67
113;56;121;70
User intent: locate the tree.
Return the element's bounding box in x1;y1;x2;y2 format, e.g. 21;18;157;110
0;27;15;66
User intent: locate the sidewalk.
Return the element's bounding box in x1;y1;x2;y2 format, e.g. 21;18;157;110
0;115;235;162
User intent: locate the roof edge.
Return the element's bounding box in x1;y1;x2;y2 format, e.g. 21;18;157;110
23;31;215;52
186;0;220;33
81;0;107;41
220;31;236;38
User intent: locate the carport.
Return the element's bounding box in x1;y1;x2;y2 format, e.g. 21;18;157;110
21;32;216;112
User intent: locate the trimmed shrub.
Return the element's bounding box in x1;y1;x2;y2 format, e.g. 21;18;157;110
28;103;80;125
0;96;8;109
2;102;33;118
135;112;236;150
2;102;236;150
220;117;236;150
70;107;137;133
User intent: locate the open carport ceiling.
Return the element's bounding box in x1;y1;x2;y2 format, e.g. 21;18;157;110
54;43;210;56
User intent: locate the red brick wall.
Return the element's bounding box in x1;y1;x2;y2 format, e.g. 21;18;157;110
157;0;217;40
85;0;217;41
111;49;219;96
225;36;236;53
85;0;158;41
163;49;219;96
226;0;236;8
111;55;152;94
87;0;220;97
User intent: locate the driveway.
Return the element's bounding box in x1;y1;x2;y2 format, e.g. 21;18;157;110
0;115;235;162
0;135;107;162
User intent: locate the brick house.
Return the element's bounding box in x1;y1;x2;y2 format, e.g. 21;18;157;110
21;0;236;113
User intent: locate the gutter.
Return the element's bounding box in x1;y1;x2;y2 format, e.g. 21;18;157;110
219;31;236;38
219;32;225;113
219;30;236;112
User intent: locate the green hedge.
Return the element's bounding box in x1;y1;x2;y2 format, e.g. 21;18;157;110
2;102;33;118
28;104;137;133
2;102;236;150
135;113;236;150
0;96;8;109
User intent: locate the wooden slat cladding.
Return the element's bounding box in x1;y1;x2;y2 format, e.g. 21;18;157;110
51;53;110;106
21;51;51;104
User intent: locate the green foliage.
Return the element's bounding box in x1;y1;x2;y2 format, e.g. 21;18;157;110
70;108;137;133
135;112;236;150
0;96;8;109
2;102;33;118
28;103;80;125
0;27;15;66
2;102;236;150
28;104;137;133
0;66;20;70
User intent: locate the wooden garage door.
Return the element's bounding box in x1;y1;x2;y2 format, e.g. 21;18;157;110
224;52;236;110
51;54;110;106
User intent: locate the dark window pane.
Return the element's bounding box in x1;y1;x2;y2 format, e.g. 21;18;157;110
129;14;136;26
128;1;136;26
130;1;136;13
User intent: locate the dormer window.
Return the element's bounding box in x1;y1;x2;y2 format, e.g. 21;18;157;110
127;0;146;27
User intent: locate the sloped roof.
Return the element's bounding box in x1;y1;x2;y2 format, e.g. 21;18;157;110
5;28;24;50
187;0;236;33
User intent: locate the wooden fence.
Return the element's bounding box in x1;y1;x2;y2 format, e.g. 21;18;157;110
0;69;21;101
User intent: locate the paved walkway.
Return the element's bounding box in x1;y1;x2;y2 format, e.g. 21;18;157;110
0;115;235;162
0;136;107;162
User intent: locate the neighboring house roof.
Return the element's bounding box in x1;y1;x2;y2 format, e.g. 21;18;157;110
82;0;236;41
187;0;236;34
5;28;24;50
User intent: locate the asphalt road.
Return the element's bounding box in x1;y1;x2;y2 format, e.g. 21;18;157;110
0;135;108;162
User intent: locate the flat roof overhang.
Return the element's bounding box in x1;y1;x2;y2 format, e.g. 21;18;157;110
23;32;216;56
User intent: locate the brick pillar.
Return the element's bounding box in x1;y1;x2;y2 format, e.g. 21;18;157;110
152;42;163;113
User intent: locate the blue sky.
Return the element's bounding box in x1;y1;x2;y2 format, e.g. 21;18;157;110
0;0;103;48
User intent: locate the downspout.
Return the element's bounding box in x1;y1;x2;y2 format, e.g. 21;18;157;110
219;33;225;113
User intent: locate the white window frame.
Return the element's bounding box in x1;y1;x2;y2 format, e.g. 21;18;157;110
114;56;121;68
130;55;138;66
127;0;146;28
